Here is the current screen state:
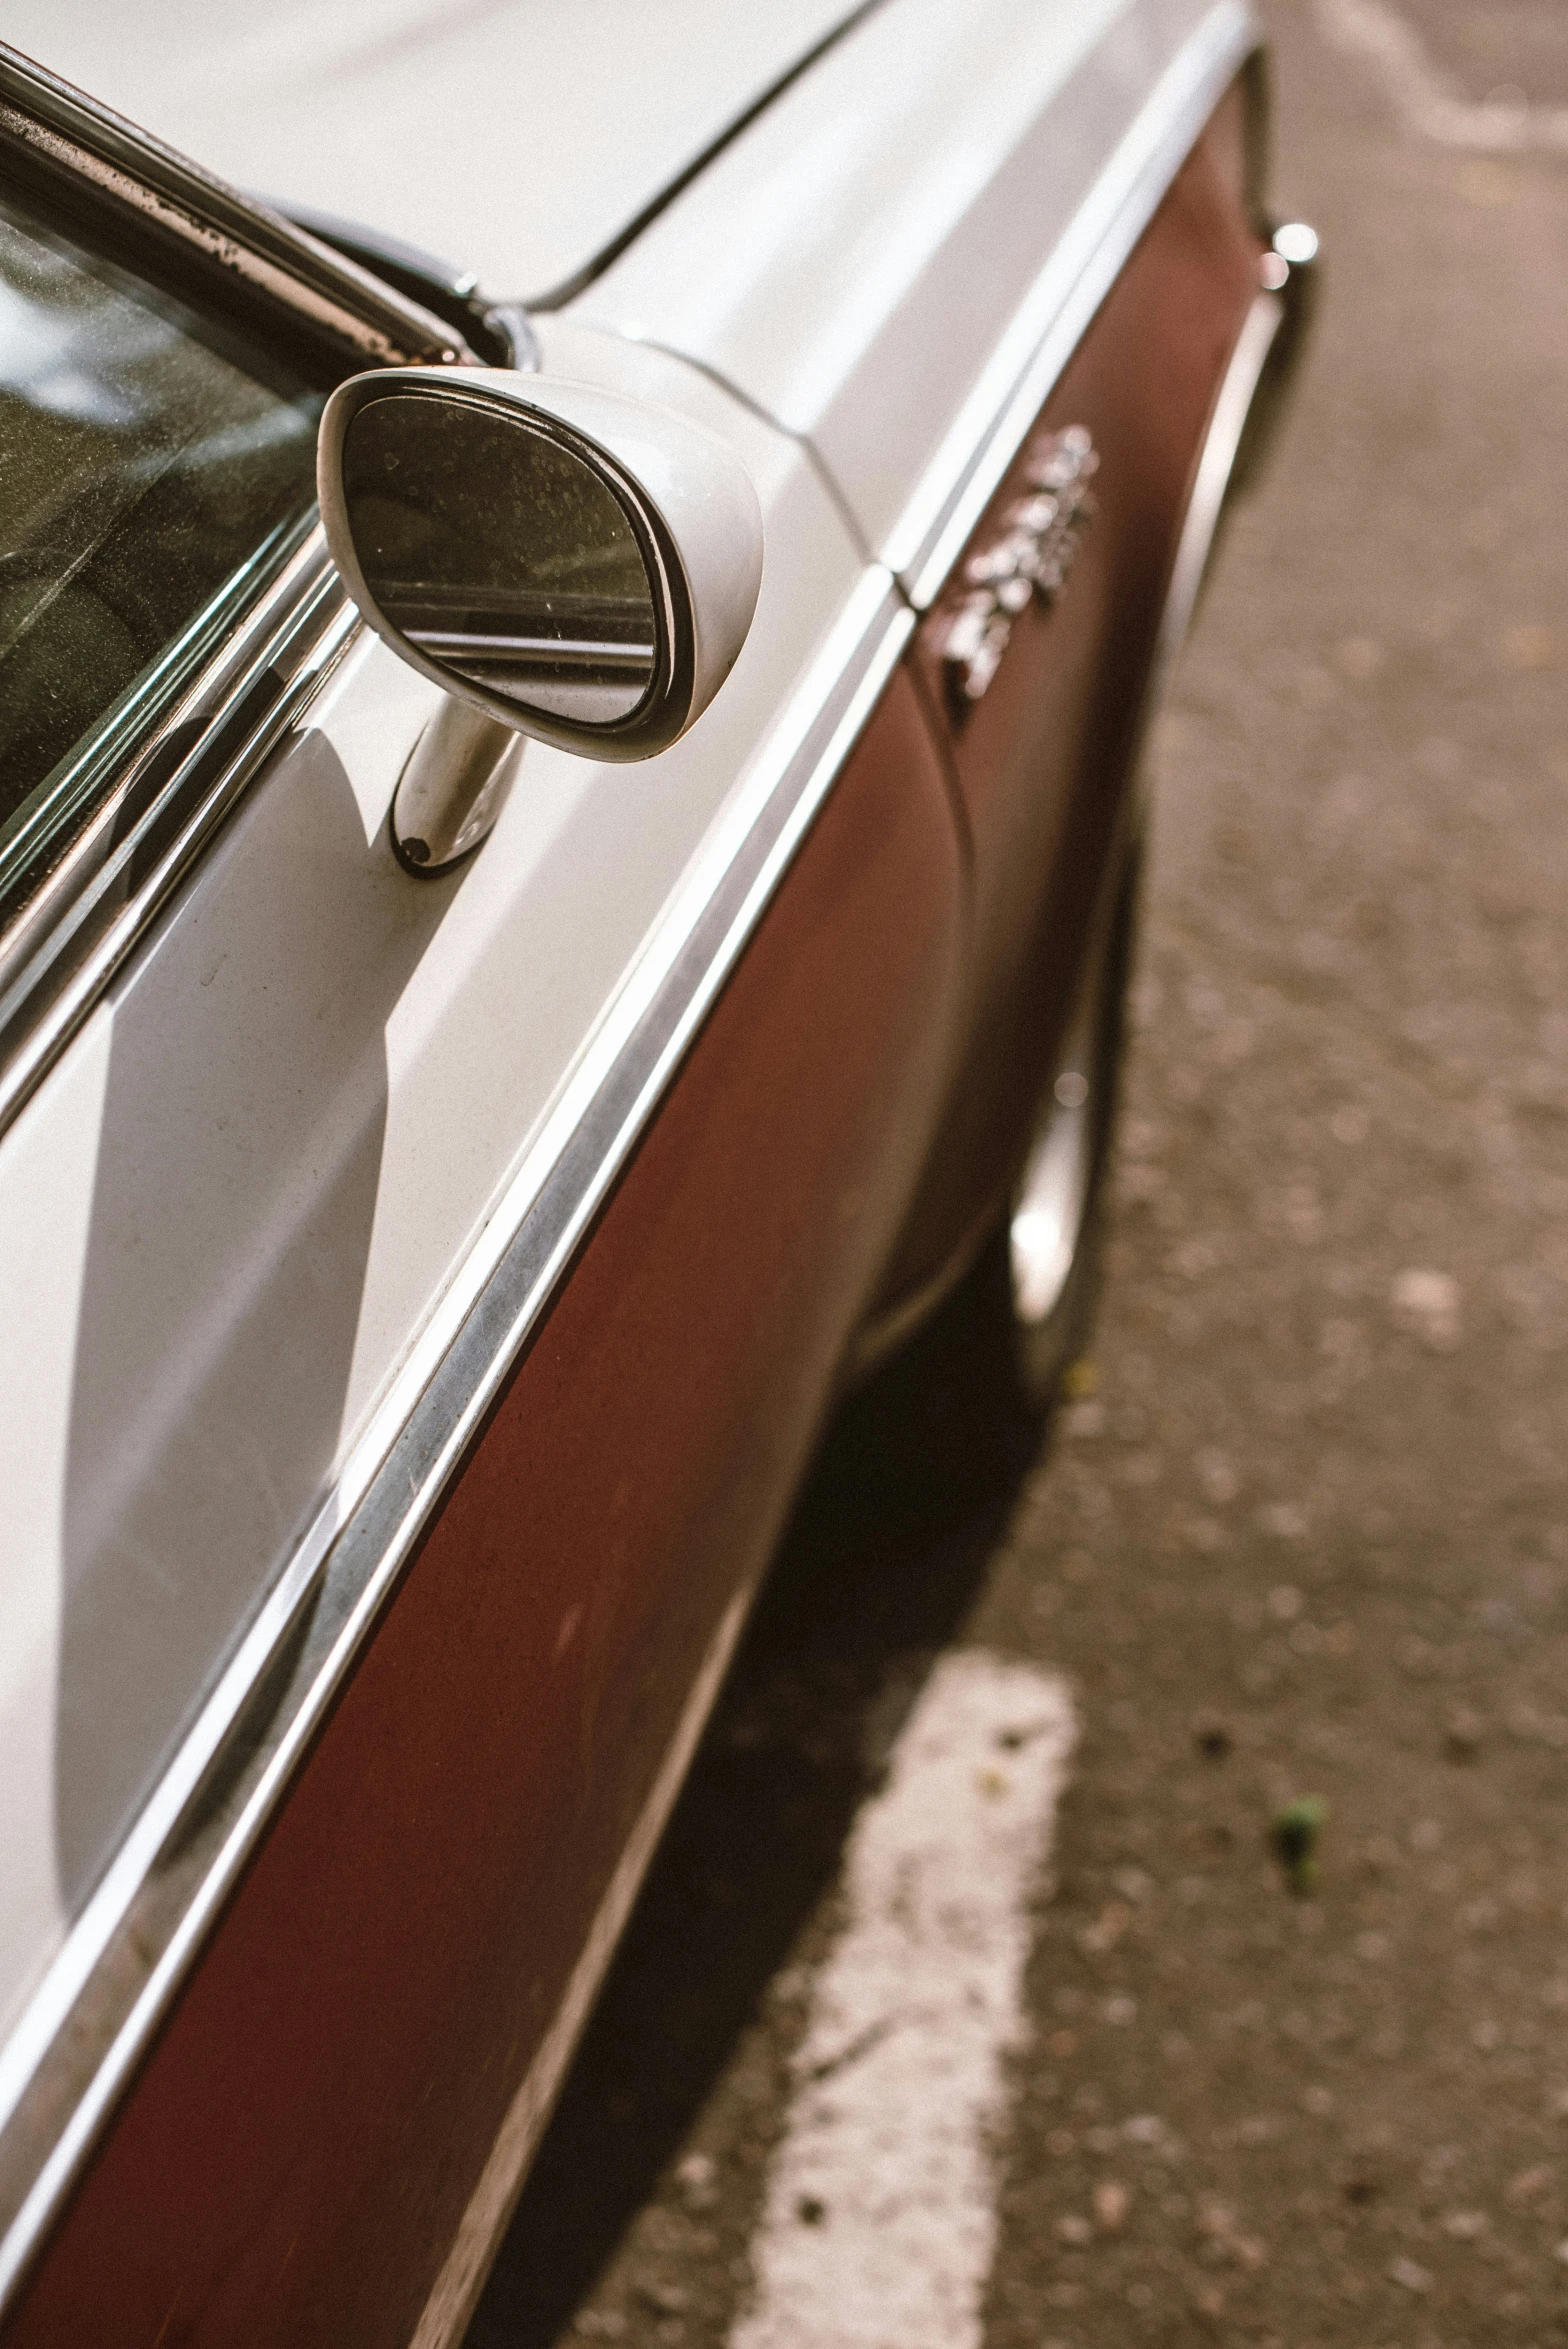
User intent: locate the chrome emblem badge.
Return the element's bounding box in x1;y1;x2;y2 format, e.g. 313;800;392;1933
938;424;1099;707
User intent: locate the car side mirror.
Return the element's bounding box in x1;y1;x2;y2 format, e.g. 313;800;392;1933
317;369;764;762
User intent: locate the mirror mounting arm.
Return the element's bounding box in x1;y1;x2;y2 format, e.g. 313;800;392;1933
389;700;521;877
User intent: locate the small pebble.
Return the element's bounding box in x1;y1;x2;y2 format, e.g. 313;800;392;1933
1258;1503;1309;1540
1445;1705;1485;1762
1336;635;1384;678
1093;2180;1129;2230
1390;1267;1461;1351
674;2152;718;2213
1442;2210;1488;2240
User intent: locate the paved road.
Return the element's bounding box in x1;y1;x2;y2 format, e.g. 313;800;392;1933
466;5;1568;2343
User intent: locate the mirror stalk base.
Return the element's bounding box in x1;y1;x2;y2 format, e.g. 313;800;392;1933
390;699;522;877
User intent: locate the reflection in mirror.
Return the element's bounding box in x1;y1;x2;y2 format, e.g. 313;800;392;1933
341;393;657;726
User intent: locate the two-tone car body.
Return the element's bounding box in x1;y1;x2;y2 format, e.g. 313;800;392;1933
0;3;1312;2339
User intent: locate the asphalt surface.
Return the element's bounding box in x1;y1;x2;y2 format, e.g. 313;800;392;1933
466;5;1568;2342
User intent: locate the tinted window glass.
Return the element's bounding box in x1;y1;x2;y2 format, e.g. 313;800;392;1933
0;187;321;907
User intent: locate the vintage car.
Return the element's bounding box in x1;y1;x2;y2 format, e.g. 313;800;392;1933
0;3;1313;2340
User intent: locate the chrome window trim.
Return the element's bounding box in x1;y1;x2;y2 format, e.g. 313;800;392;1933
0;533;360;1145
0;42;481;1142
891;0;1261;610
0;44;468;370
0;566;913;2315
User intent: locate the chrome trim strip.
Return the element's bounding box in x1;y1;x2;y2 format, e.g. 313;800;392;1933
1128;268;1308;832
1150;287;1282;691
1102;286;1287;887
0;567;912;2315
0;531;360;1147
893;0;1261;609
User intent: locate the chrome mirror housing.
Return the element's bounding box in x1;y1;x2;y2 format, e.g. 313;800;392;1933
317;369;764;761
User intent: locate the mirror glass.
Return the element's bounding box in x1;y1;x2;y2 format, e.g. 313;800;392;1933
341;392;657;726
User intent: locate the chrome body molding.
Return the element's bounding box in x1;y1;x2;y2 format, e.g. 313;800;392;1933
1150;287;1283;695
0;568;913;2317
0;532;360;1150
891;0;1260;610
1144;216;1320;744
275;202;543;371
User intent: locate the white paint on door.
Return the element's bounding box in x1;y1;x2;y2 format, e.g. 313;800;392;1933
0;1008;113;2063
731;1650;1076;2349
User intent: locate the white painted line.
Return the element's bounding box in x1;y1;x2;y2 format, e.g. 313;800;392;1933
731;1651;1076;2349
1318;0;1568;155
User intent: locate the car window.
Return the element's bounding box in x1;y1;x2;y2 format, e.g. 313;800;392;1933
0;183;322;920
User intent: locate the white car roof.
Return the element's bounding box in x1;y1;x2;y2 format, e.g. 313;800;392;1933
5;0;866;301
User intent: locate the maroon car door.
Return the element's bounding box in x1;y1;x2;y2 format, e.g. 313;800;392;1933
3;657;964;2348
